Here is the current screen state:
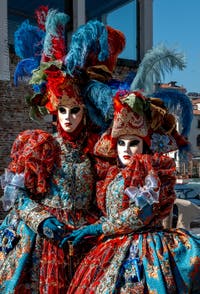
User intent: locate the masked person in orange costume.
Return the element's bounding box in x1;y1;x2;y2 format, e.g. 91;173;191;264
64;90;200;294
0;6;126;293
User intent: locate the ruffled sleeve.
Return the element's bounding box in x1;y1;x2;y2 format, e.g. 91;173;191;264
8;129;61;195
0;129;61;233
14;187;52;233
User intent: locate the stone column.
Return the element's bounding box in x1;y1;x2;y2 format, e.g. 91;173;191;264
73;0;86;31
138;0;153;60
0;0;10;81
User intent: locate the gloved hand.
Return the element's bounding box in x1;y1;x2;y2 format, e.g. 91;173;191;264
38;217;65;241
59;223;103;247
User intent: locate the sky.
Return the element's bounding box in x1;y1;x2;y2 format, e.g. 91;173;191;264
108;0;200;94
153;0;200;93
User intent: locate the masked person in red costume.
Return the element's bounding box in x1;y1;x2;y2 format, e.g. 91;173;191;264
0;6;126;293
64;91;200;294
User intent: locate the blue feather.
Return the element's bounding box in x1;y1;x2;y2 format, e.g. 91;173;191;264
64;20;109;75
83;78;134;130
108;77;133;92
83;80;114;130
85;103;111;132
43;9;69;57
14;57;40;86
152;89;193;137
14;20;45;59
130;44;186;94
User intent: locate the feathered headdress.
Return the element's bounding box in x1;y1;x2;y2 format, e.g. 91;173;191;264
62;21;126;131
94;90;190;158
14;6;126;129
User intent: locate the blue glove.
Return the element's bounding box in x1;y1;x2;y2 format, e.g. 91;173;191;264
39;217;65;241
60;223;103;247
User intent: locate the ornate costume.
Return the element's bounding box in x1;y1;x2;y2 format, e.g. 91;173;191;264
0;126;99;293
67;91;200;293
0;6;125;293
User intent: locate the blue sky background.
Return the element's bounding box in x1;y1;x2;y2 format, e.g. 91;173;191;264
153;0;200;93
108;0;200;93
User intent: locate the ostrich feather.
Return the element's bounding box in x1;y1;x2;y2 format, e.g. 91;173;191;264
14;20;45;59
14;57;40;86
64;20;109;76
14;19;45;85
83;80;114;131
43;9;69;59
151;89;193;137
35;5;49;31
130;44;186;94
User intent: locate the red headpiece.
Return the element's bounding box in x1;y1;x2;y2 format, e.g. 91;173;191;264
94;90;190;158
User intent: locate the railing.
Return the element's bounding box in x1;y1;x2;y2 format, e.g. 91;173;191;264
176;160;200;178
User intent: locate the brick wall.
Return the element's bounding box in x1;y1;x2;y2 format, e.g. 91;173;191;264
0;51;53;220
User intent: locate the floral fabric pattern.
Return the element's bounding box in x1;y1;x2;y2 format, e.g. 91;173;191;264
0;131;98;293
68;154;200;294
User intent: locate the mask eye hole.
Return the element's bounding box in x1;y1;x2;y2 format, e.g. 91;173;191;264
117;139;125;146
58;107;66;114
71;107;81;114
130;140;140;147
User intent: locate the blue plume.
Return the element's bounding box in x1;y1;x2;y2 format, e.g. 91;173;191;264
64;20;109;75
14;20;45;59
43;9;69;57
83;80;114;131
83;77;134;131
107;75;134;92
123;71;137;89
130;44;186;94
14;57;40;86
152;89;193;137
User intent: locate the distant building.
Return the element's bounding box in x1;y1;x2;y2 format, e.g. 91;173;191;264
188;92;200;98
154;81;187;93
189;98;200;156
155;81;200;177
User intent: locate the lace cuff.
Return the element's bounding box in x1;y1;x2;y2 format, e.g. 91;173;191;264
124;174;160;209
0;169;25;211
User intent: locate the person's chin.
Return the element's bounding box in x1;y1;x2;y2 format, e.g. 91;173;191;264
121;159;131;167
63;127;74;133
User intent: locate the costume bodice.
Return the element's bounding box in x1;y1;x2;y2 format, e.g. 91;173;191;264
41;134;95;209
105;173;125;217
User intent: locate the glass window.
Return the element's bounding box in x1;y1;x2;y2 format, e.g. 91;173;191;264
107;1;137;61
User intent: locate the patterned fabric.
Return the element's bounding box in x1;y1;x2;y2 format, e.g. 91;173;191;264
8;129;61;195
67;154;200;293
111;92;148;139
0;131;98;293
94;91;190;158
